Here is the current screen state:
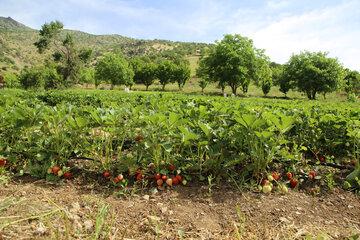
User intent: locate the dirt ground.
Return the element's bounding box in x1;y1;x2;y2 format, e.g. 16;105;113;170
0;175;359;240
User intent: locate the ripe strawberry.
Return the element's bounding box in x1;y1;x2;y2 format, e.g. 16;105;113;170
63;172;71;179
0;160;6;167
290;178;298;188
176;174;182;181
104;172;110;178
155;173;161;180
136;173;142;181
113;177;120;183
351;159;355;166
320;157;325;162
117;174;124;181
52;166;60;175
286;172;292;180
309;171;316;179
162;175;167;180
166;178;173;186
169;164;175;171
157;179;163;186
135;136;142;141
272;171;278;181
172;177;179;185
263;180;269;185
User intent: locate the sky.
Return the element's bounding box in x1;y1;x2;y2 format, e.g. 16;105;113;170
1;0;359;70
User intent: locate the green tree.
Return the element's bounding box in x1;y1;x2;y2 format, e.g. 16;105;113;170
173;62;191;91
34;20;92;83
19;63;61;90
136;62;157;91
95;53;134;88
282;51;344;99
344;69;360;95
4;73;20;88
196;34;258;95
78;67;95;87
254;50;273;96
157;60;175;91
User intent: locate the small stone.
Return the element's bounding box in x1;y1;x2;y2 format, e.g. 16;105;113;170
142;195;150;201
160;207;168;213
348;205;354;209
325;220;335;224
295;211;301;215
148;215;161;222
149;187;158;195
84;220;93;230
279;217;290;224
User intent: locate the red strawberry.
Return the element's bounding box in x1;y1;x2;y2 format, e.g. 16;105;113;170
155;173;161;180
172;177;179;185
162;175;167;180
290;178;298;188
176;174;182;181
263;180;269;185
320;157;325;162
309;171;316;179
135;136;142;141
136;173;142;181
52;166;60;175
169;164;175;171
273;171;278;181
63;172;71;179
104;172;110;178
286;172;292;180
117;174;124;181
157;179;163;186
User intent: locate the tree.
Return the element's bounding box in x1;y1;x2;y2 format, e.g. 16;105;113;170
254;50;272;96
282;51;344;99
137;62;157;91
78;67;95;87
196;34;258;95
157;60;175;91
95;53;134;88
19;63;61;90
173;62;191;91
344;69;360;95
4;73;20;88
34;20;92;84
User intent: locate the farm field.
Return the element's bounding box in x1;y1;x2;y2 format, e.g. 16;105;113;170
0;89;359;239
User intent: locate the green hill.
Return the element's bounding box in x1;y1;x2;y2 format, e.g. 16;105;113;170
0;16;213;75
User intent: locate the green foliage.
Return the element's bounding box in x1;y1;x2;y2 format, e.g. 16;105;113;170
173;62;191;91
4;73;20;88
136;62;157;91
77;67;95;85
197;34;259;95
157;60;175;91
95;53;134;88
18;63;62;90
281;51;344;99
344;68;360;95
254;50;272;96
34;20;93;84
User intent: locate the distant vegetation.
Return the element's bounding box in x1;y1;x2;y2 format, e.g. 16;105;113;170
0;17;359;100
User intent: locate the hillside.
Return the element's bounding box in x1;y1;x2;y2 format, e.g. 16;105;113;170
0;16;213;75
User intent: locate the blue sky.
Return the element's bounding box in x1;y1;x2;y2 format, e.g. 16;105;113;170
1;0;359;70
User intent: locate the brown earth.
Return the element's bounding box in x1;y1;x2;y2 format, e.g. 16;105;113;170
0;175;359;240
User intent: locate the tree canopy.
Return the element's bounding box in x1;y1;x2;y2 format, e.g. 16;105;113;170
34;20;92;84
281;51;344;99
197;34;260;95
95;53;134;88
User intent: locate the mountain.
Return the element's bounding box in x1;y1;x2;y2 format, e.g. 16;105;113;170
0;16;212;75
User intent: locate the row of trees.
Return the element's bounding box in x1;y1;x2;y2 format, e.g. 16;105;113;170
6;20;190;91
2;20;359;98
196;34;359;99
95;54;190;91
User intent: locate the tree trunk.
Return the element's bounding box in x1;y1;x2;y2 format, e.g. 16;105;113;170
146;85;149;91
162;84;166;91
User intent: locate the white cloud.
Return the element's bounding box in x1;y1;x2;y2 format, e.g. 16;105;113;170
228;0;360;70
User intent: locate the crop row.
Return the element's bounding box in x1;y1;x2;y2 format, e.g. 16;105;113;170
0;90;359;185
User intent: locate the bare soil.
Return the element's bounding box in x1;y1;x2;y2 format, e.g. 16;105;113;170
0;175;359;240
